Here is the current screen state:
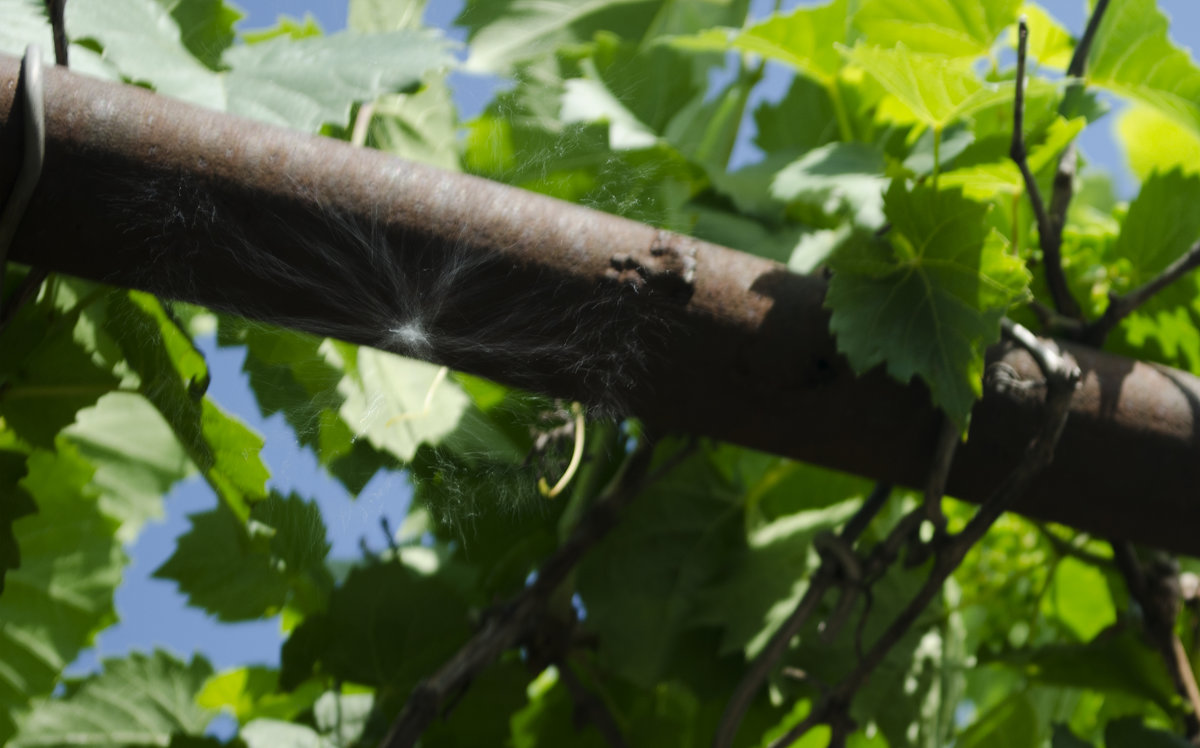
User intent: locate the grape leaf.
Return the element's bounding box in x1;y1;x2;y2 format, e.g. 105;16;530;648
1106;717;1194;748
730;0;849;85
1103;171;1200;374
68;0;456;131
846;44;1010;131
154;492;332;621
349;0;429;32
826;182;1030;428
11;650;214;746
0;297;121;449
104;292;268;521
0;451;35;595
853;0;1020;58
1044;556;1116;642
1087;0;1200;136
196;666;323;725
458;0;746;74
63;392;193;542
0;0;117;78
771;142;889;229
330;344;469;463
279;560;470;694
576;444;745;687
1017;2;1074;70
956;693;1038;748
0;446;123;742
695;500;860;657
1116;104;1200;180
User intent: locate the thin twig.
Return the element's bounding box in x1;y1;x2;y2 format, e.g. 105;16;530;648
768;324;1079;748
1040;0;1113;325
1010;16;1080;319
713;482;891;748
1111;542;1200;740
381;436;690;748
1083;239;1200;345
1067;0;1111;79
44;0;68;66
1037;524;1111;568
923;416;959;531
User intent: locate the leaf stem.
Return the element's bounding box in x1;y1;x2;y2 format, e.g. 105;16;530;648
1082;239;1200;345
829;80;854;143
1010;16;1081;320
767;321;1079;748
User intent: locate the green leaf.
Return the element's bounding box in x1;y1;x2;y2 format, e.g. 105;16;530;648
0;451;35;595
104;293;268;521
421;660;529;747
731;0;850;85
695;500;860;657
852;0;1020;58
576;444;745;687
241;719;326;748
0;300;121;449
1017;2;1075;70
754;74;840;157
154;492;332;621
1012;628;1177;711
1104;171;1200;374
1117;104;1200;180
196;666;323;724
11;650;214;747
221;30;454;132
956;693;1038;748
1113;170;1200;286
63;392;193;542
846;44;1010;131
366;79;462;171
162;0;241;67
1106;716;1194;748
826;182;1030;428
1044;556;1116;642
280;560;470;693
0;446;123;742
68;0;456;131
1052;723;1097;748
332;346;469;463
0;0;120;78
1087;0;1200;137
349;0;429;32
771;142;888;228
463;81;700;228
458;0;745;74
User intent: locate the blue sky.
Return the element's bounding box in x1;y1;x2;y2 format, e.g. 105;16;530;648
73;0;1200;697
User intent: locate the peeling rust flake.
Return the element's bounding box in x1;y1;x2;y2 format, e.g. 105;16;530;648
606;230;696;303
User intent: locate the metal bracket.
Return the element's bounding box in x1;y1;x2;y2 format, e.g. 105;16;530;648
0;45;46;304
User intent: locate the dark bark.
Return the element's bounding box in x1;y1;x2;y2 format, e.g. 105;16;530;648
3;54;1200;554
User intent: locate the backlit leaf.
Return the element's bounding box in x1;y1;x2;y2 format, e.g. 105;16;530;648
12;650;214;746
853;0;1020;58
847;44;1010;131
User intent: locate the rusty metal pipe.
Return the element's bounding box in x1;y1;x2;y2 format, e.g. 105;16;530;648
1;54;1196;553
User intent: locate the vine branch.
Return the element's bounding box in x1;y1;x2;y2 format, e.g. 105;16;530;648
713;482;892;748
1010;16;1080;320
1111;541;1200;740
380;436;689;748
766;321;1079;747
1082;238;1200;345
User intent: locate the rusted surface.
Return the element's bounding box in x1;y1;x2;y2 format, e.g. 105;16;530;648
1;54;1197;553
